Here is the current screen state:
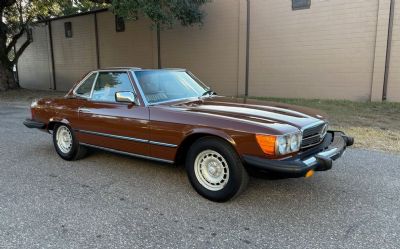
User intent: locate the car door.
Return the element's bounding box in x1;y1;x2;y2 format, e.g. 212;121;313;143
75;71;150;157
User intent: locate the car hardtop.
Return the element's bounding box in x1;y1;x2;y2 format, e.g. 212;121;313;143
95;67;187;72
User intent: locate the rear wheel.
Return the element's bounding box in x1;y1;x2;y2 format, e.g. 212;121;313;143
53;124;87;161
185;137;248;202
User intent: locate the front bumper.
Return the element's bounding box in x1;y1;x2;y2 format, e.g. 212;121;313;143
23;119;46;129
243;131;354;176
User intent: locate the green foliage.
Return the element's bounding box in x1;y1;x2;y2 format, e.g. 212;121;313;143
2;0;106;40
57;0;109;16
1;0;107;66
0;0;210;72
110;0;211;27
3;1;61;33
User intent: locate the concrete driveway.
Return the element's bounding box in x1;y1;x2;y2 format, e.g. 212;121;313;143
0;102;399;249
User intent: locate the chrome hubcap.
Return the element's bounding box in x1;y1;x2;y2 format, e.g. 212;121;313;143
56;126;73;154
194;150;229;191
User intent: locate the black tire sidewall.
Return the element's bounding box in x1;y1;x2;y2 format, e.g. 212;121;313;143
186;137;246;202
53;124;79;161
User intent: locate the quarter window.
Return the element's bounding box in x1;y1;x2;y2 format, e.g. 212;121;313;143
91;72;133;102
75;73;97;97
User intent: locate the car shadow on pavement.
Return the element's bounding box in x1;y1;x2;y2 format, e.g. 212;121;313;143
30;142;351;209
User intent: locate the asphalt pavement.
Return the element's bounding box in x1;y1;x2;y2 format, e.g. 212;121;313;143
0;102;399;249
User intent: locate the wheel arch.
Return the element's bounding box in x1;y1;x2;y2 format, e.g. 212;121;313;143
47;117;71;131
174;128;237;164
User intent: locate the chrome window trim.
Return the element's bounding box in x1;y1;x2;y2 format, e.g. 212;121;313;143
131;69;210;106
148;97;200;106
100;67;142;71
73;71;98;98
130;70;149;106
80;143;174;164
89;72;99;99
76;129;178;148
161;68;186;71
89;70;140;105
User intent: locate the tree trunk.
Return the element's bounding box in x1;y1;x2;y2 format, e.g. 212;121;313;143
0;63;18;91
0;16;18;91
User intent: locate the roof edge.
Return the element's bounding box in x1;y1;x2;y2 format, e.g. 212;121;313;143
38;8;109;23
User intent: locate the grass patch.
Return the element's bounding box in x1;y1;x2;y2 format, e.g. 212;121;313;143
251;97;400;153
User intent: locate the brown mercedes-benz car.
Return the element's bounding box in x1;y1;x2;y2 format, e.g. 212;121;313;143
24;67;353;202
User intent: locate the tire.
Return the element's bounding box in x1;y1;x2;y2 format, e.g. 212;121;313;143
53;124;87;161
185;137;249;202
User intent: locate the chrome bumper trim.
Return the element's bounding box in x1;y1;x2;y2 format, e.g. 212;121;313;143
303;147;339;167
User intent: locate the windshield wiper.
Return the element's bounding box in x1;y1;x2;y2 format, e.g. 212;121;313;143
202;90;216;96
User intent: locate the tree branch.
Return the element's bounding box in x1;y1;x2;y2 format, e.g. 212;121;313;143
0;0;16;15
0;0;16;9
6;27;25;54
11;37;30;65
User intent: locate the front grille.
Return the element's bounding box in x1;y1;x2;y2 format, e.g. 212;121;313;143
301;122;327;149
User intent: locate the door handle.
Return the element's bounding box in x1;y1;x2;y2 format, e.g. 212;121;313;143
79;108;92;114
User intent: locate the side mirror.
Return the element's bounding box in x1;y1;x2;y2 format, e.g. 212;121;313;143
115;91;137;104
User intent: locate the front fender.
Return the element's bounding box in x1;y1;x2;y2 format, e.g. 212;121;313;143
184;127;236;146
47;117;71;131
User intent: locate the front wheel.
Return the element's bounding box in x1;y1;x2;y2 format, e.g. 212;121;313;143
185;137;249;202
53;124;87;161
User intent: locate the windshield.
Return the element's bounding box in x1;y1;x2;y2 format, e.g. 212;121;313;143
134;70;209;104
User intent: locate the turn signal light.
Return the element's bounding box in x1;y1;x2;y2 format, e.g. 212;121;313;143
255;135;276;155
256;131;302;156
305;170;314;178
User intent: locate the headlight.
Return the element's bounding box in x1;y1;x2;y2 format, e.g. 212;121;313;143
256;132;302;156
277;136;288;155
289;133;302;152
321;123;328;138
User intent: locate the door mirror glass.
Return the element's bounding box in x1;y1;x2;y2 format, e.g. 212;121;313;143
115;91;137;104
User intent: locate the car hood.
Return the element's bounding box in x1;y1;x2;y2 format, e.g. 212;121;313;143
164;96;327;129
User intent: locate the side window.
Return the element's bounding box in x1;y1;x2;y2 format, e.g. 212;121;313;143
75;73;97;97
91;72;133;102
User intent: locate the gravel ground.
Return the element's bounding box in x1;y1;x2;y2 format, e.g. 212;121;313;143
0;103;400;249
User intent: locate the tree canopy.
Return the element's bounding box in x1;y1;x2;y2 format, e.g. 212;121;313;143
108;0;211;27
0;0;211;91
